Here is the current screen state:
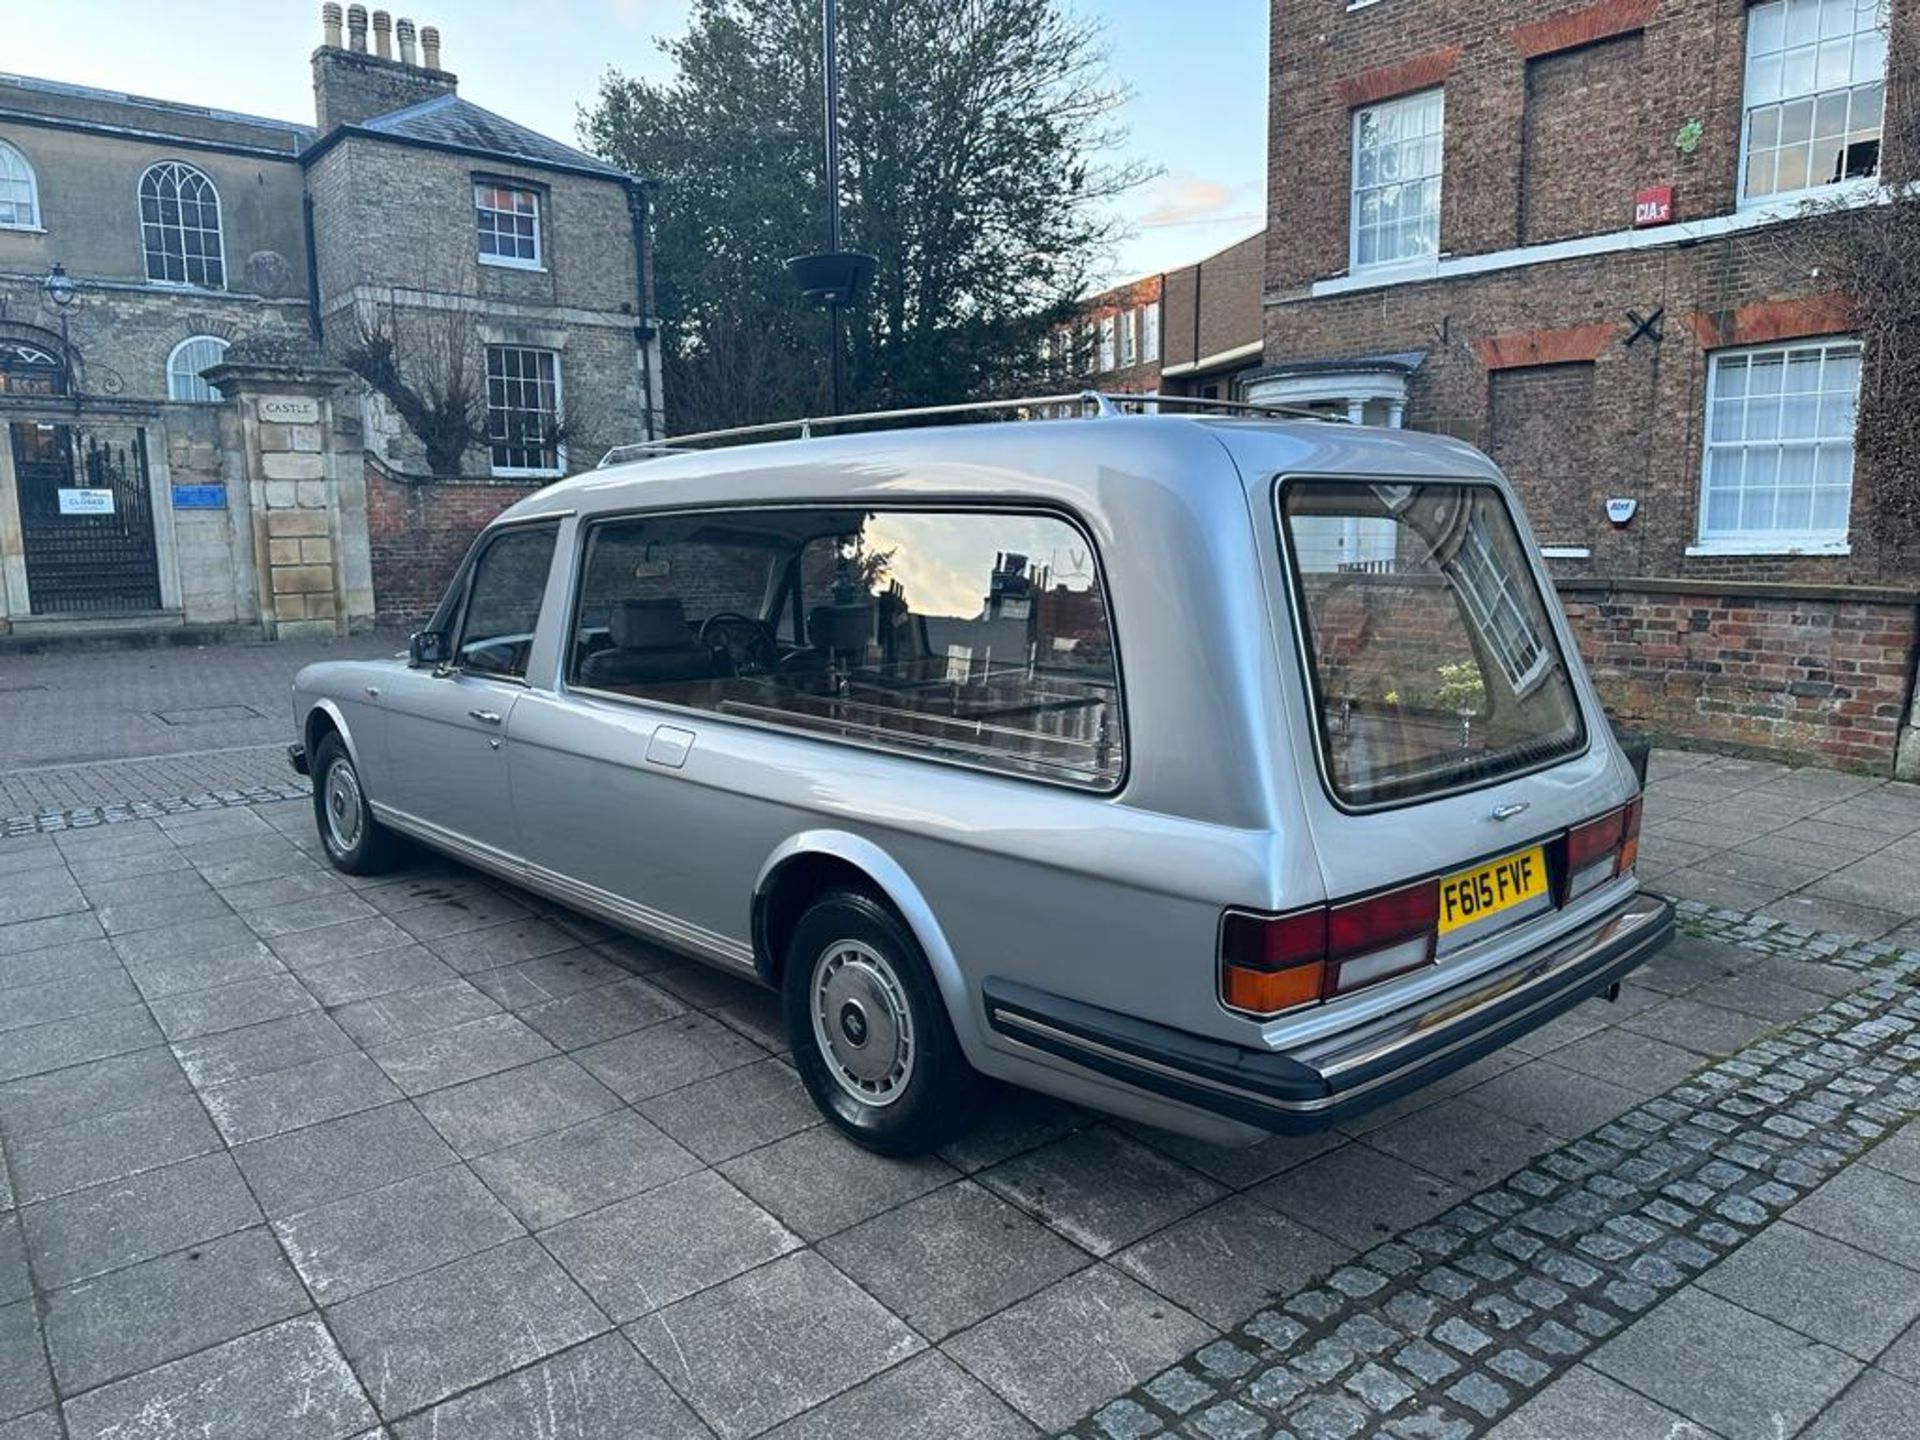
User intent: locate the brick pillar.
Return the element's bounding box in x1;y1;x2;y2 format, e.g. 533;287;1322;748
203;338;374;640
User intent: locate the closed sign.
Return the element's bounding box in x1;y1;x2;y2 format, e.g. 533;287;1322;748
57;488;115;515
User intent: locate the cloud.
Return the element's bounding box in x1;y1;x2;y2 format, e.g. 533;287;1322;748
1138;172;1239;229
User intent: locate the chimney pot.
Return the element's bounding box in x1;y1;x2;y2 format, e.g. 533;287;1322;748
371;10;392;58
421;25;441;70
396;17;417;65
321;2;343;47
346;4;367;51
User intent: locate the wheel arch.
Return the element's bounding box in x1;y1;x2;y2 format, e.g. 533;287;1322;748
303;698;364;775
751;831;969;1026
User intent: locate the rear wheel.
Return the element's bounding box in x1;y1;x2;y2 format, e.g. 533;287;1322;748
311;733;402;876
782;888;987;1156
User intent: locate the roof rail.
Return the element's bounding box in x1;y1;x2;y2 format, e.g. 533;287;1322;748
597;388;1341;468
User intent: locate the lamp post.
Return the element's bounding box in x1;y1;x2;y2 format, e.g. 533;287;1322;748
785;0;875;416
41;262;76;348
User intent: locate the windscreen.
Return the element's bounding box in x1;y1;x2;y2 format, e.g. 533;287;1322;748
1279;480;1586;808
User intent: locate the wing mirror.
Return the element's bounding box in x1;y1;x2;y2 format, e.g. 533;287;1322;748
408;630;449;669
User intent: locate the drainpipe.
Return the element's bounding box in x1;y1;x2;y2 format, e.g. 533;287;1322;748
625;178;660;441
302;195;323;342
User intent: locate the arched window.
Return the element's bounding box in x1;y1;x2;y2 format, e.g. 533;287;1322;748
139;161;225;288
167;335;229;402
0;140;39;230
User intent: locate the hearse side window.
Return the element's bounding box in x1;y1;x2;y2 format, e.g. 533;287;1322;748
568;507;1124;789
454;524;559;680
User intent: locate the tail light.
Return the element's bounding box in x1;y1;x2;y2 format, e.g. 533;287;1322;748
1221;880;1439;1018
1564;797;1642;901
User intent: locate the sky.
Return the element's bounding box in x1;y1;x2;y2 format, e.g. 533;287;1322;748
1;0;1268;290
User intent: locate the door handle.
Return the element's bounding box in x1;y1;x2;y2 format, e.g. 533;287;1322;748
468;709;504;725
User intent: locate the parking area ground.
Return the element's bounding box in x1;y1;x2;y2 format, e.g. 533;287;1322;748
0;749;1916;1439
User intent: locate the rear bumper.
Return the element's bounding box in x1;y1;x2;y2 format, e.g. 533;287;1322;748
983;890;1674;1135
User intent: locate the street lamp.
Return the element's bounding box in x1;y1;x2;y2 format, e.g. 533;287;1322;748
41;262;77;357
786;0;875;416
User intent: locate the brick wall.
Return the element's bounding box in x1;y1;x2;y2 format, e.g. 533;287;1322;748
364;459;538;626
1559;582;1919;772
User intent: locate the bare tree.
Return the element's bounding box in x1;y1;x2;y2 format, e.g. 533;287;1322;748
335;287;489;477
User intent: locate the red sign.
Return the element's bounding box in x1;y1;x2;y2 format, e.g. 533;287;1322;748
1633;185;1674;228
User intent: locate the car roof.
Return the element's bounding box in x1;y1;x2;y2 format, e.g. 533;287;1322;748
495;414;1507;528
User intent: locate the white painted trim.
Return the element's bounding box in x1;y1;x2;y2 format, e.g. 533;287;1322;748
1286;182;1894;302
1539;546;1592;559
1159;340;1264;378
1684;539;1851;557
135;160;228;292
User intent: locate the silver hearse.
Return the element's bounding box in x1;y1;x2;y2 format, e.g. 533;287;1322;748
289;396;1672;1156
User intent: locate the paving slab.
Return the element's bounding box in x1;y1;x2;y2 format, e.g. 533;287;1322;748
365;1012;556;1095
637;1057;821;1164
0;1006;162;1084
413;1055;620;1157
1786;1164;1920;1271
0;1219;24;1305
147;972;320;1041
817;1179;1089;1343
718;1125;958;1242
388;1332;712;1440
942;1265;1214;1432
516;975;686;1050
1111;1194;1355;1330
1119;1123;1344;1190
326;1239;608;1420
760;1351;1034;1440
542;1169;800;1322
199;1050;402;1145
230;1102;458;1219
1483;1364;1713;1440
0;939;119;995
1249;1144;1465;1251
1801;1369;1920;1440
0;1047;190;1137
7;1093;221;1204
0;970;140;1034
1590;1288;1858;1439
1698;1221;1920;1361
325;978;502;1048
274;1165;523;1303
0;1300;53;1424
575;1014;767;1103
470;1109;701;1230
625;1250;924;1440
42;1226;309;1394
173;1010;356;1088
977;1126;1225;1258
59;1314;376;1440
1361;1096;1559;1190
20;1151;261;1289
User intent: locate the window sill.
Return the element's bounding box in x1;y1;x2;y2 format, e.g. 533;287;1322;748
490;468;565;480
1685;538;1851;558
0;223;47;235
1539;546;1591;559
479;256;546;273
1736;176;1881;212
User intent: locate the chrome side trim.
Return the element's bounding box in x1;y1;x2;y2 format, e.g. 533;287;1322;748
370;803;758;976
992;1012;1291;1110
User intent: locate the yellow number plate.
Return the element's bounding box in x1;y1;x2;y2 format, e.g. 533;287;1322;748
1438;846;1548;936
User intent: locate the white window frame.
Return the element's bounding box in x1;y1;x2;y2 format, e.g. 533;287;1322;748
1738;0;1888;207
138;161;226;290
1691;337;1860;555
166;335;229;403
0;139;41;232
1097;315;1117;372
1350;88;1445;273
1118;308;1139;367
475;182;543;270
1142;303;1161;364
486;344;565;477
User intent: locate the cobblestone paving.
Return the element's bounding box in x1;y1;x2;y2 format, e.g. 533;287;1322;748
1;746;310;836
1066;927;1920;1440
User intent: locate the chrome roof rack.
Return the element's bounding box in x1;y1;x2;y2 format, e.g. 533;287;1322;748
597;389;1343;468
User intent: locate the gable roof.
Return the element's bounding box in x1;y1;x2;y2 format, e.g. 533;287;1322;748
333;93;630;182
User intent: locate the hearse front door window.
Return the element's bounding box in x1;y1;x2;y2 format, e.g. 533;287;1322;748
454;525;558;680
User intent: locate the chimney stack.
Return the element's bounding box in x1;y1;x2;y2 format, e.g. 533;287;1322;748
396;18;417;65
313;8;455;129
371;10;392;58
321;2;343;47
346;4;367;51
421;25;441;71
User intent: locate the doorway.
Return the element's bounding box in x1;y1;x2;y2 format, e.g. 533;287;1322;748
10;421;163;615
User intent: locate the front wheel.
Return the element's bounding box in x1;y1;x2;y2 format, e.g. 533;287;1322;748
311;733;403;876
782;889;987;1157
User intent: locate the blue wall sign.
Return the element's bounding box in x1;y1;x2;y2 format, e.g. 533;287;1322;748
171;483;227;510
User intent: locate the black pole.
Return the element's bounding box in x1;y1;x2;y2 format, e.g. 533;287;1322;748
822;0;841;415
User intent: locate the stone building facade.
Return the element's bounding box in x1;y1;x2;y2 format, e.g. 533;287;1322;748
1252;0;1919;775
0;4;660;641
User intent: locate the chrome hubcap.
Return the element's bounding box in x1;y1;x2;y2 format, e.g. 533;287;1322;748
811;939;914;1107
323;761;363;853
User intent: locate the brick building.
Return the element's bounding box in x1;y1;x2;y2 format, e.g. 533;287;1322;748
1054;273;1163;395
1252;0;1919;775
0;4;660;640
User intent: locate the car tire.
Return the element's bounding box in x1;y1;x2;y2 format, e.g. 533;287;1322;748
311;733;403;876
783;888;988;1157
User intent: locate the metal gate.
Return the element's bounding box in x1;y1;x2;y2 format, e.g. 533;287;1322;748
11;422;162;615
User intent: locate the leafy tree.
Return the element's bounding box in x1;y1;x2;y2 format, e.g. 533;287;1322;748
581;0;1147;433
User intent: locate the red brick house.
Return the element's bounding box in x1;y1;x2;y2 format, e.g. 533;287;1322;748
1252;0;1919;776
1053;274;1164;394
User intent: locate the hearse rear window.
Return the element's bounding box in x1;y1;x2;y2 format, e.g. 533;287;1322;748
567;507;1124;789
1279;480;1585;809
